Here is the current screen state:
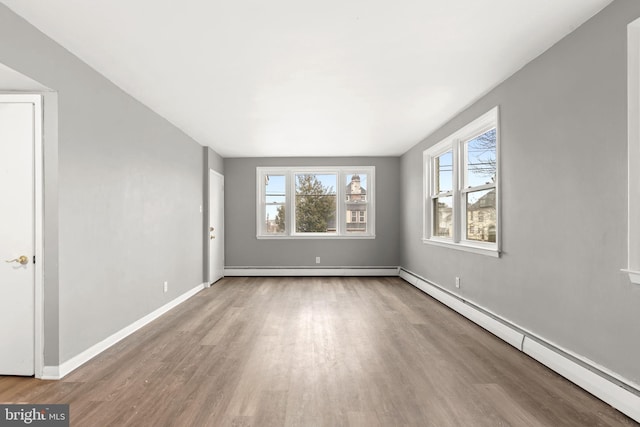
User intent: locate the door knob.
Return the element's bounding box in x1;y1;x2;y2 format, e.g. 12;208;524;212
5;255;28;265
210;227;215;231
210;235;216;239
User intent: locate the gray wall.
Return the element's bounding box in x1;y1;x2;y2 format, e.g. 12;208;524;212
42;92;60;365
401;0;640;384
225;157;401;268
0;5;219;364
207;147;224;175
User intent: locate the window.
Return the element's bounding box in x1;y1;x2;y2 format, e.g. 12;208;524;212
423;107;499;256
257;167;375;238
263;173;287;234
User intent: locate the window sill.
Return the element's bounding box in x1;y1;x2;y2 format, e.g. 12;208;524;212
621;269;640;285
422;238;500;258
257;234;376;240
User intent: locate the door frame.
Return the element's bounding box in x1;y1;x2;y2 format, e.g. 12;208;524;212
1;94;44;377
208;168;224;285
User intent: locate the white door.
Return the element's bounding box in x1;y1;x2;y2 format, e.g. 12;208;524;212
208;170;224;284
0;97;37;375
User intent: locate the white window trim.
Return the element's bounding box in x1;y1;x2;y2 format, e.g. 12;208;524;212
257;166;375;239
422;107;500;257
624;20;640;284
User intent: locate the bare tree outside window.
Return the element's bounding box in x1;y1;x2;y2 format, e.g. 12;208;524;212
467;129;496;186
465;129;497;242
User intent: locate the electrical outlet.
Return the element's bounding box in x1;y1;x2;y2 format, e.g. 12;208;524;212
316;256;321;264
455;277;460;288
163;281;168;293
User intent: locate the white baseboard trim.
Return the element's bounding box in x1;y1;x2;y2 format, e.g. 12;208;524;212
224;267;400;277
50;282;207;380
399;268;640;423
40;365;60;381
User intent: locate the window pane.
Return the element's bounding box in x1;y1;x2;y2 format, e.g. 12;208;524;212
295;174;337;233
466;129;496;188
466;189;496;242
345;173;367;202
346;173;368;233
264;175;286;234
346;206;367;232
433;196;453;238
435;151;453;194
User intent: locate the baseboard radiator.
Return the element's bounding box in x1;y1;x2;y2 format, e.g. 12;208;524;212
398;268;640;423
224;266;400;277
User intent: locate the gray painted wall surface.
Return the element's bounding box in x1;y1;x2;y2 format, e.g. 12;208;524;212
225;157;400;268
208;147;224;176
0;5;215;364
42;92;60;364
401;0;640;384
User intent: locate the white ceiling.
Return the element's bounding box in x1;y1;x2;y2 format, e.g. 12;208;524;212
1;0;613;157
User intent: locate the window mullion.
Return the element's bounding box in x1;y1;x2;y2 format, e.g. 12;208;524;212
337;172;344;235
452;140;461;243
288;172;295;236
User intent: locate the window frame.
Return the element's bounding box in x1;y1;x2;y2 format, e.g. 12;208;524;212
257;166;375;239
258;168;290;236
428;145;455;241
423;107;500;257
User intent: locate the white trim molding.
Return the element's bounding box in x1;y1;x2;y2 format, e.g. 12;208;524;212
40;365;60;381
32;95;45;379
1;94;45;378
421;237;500;258
422;107;500;257
44;283;206;380
225;267;399;277
626;19;640;285
399;268;640;423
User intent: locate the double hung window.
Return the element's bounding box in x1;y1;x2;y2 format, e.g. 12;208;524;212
424;107;500;256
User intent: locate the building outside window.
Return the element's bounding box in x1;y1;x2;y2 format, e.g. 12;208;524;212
346;173;367;232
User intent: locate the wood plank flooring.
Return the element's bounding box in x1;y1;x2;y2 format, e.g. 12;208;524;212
0;277;637;426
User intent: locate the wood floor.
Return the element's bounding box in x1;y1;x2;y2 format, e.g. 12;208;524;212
0;277;636;426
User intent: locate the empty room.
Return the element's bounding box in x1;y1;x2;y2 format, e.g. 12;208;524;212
1;0;639;425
